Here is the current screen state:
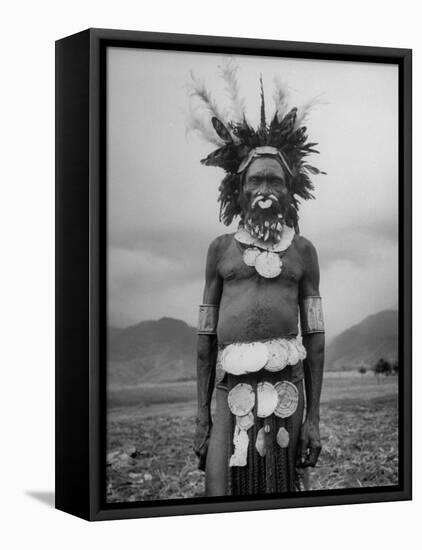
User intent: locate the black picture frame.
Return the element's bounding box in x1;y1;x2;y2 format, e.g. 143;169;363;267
55;28;412;521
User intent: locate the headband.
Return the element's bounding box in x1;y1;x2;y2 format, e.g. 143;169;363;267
237;146;293;177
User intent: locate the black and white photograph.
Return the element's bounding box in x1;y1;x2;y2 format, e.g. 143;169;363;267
105;47;401;503
3;0;420;544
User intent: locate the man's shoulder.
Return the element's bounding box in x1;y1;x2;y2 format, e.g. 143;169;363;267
294;235;316;254
207;233;235;255
294;235;318;269
294;235;318;264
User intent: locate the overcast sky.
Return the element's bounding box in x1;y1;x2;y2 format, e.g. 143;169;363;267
107;47;398;340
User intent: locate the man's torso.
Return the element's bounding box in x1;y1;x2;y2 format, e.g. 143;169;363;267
215;233;308;345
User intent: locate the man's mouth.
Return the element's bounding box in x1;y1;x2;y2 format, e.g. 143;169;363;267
251;194;279;210
258;199;272;209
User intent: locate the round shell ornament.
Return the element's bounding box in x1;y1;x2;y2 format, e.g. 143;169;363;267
216;349;223;370
296;338;307;361
287;339;300;366
256;381;279;418
236;411;255;431
255;427;266;457
215;349;225;384
276;427;290;448
264;339;290;372
222;342;269;375
243;247;260;267
228;383;255;417
215;365;226;385
274;381;299;418
234;227;256;246
255;251;282;278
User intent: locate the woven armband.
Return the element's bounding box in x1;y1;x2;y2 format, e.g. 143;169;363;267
197;304;218;335
300;296;325;334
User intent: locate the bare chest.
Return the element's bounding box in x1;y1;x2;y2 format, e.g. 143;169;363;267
218;237;303;286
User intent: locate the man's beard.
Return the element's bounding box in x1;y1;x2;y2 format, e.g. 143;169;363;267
242;194;289;242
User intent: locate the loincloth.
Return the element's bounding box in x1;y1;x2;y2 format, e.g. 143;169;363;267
215;336;306;495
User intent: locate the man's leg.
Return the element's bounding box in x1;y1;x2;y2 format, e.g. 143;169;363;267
205;387;231;496
287;380;305;490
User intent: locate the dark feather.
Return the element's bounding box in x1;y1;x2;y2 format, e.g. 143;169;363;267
201;144;245;173
259;74;266;131
279;107;297;135
211;117;233;143
288;126;308;145
303;164;327;175
218;173;242;225
302;142;320;153
292;172;316;201
269;113;281;135
231;120;260;148
200;146;234;168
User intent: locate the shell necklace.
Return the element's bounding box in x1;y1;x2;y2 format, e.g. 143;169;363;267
234;224;295;279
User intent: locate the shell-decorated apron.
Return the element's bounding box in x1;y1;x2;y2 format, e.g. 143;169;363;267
218;337;306;495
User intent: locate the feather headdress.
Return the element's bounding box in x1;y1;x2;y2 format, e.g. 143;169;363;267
187;61;326;226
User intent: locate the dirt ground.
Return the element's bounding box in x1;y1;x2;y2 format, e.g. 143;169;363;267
106;375;399;502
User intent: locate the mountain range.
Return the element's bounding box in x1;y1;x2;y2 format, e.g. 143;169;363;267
108;309;398;387
325;309;398;371
108;317;197;387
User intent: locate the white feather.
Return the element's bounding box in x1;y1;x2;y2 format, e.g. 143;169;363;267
218;57;246;123
186;70;228;123
185;103;225;146
273;76;290;121
294;94;327;129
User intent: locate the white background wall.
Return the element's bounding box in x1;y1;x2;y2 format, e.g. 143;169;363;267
0;1;418;548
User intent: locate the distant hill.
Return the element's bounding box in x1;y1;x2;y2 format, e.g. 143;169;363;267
325;310;398;371
108;317;196;387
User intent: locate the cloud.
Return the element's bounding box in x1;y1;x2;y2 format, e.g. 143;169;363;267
316;220;398;269
109;246;203;294
321;250;398;339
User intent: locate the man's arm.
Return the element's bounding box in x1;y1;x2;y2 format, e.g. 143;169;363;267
193;238;223;470
298;239;325;468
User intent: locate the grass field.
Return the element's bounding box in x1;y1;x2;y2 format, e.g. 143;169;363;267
106;373;398;502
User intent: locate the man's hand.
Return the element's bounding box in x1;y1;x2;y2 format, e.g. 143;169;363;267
297;418;322;468
193;418;212;472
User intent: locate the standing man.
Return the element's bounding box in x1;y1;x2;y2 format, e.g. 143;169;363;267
191;72;325;496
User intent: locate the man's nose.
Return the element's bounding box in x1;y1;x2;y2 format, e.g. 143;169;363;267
257;180;271;195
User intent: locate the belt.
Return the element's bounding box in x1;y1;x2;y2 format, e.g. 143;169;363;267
216;336;306;387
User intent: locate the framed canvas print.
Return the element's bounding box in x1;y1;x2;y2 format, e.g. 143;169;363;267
55;28;412;521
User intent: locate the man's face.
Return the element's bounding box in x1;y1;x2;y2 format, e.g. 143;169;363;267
240;156;292;242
